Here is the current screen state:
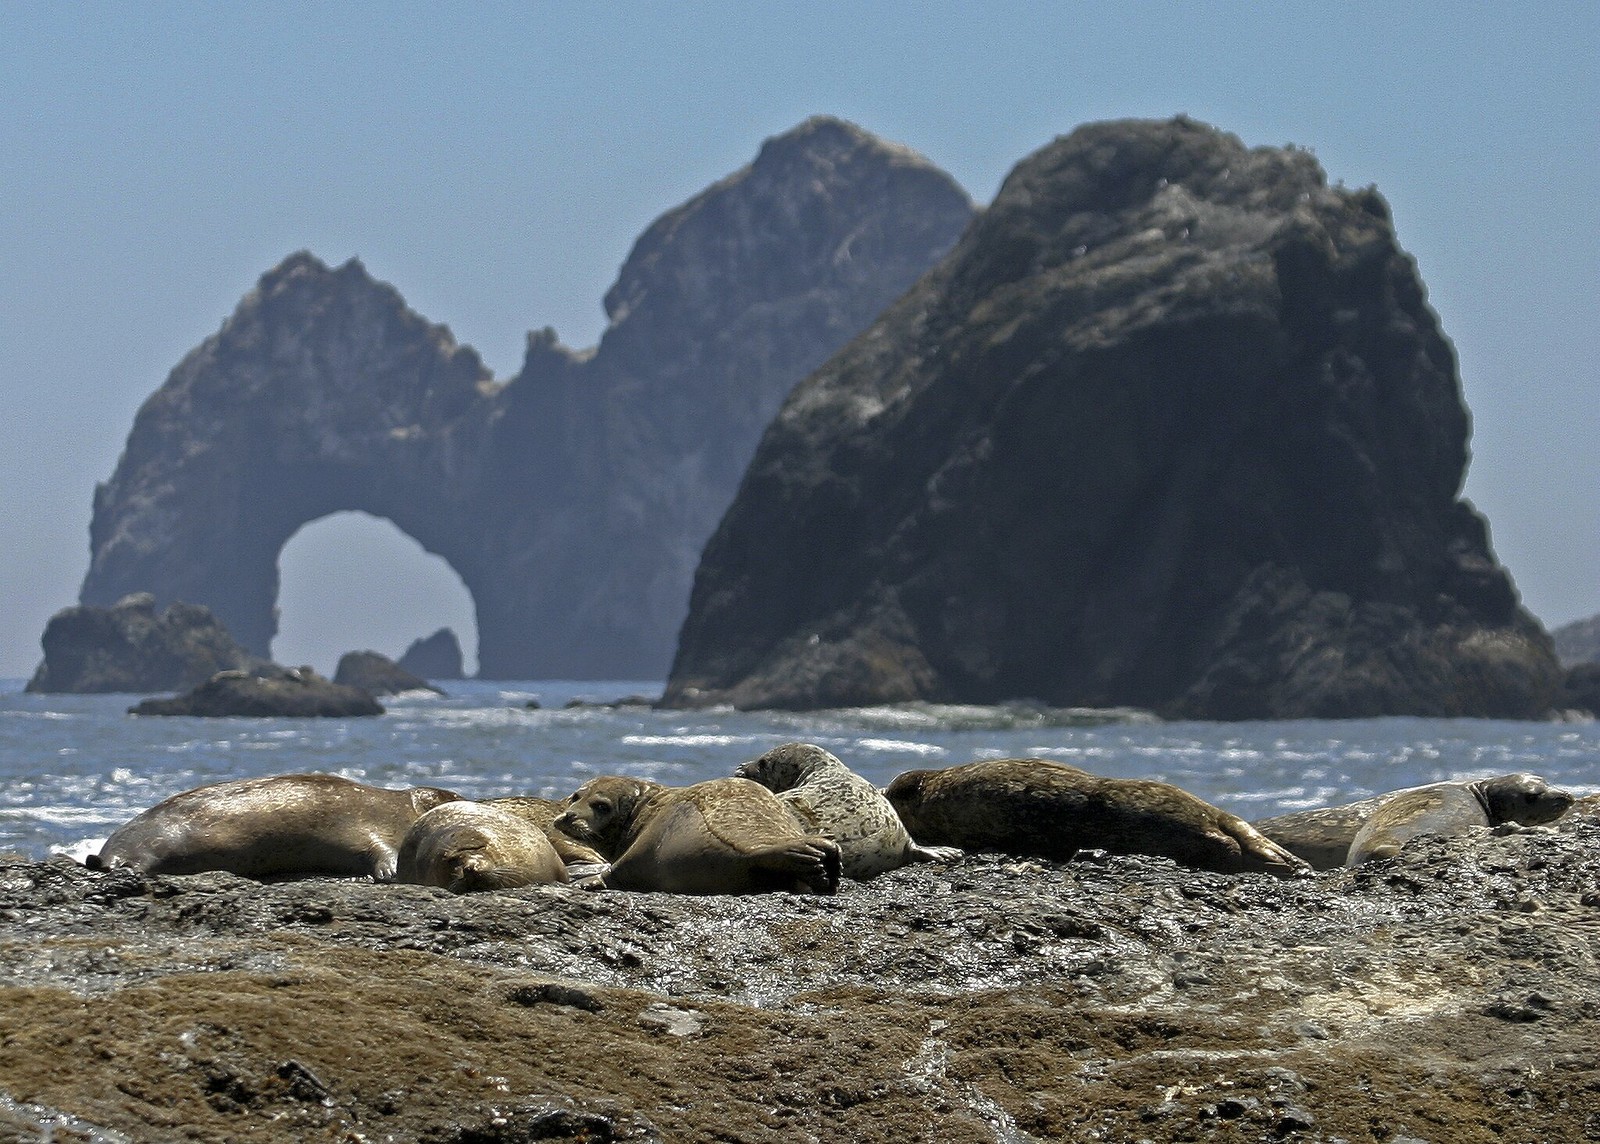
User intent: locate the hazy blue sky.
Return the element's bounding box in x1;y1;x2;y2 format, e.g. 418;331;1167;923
2;2;1595;679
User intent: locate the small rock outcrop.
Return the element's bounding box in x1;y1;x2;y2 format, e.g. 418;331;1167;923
396;627;464;680
1551;612;1600;666
664;117;1561;718
128;666;384;718
333;650;442;696
78;117;975;680
26;593;258;694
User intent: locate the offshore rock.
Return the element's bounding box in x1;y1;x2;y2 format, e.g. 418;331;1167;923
664;117;1561;718
396;627;464;680
332;649;443;696
128;665;384;718
1552;612;1600;666
78;118;975;679
0;822;1596;1141
26;592;259;694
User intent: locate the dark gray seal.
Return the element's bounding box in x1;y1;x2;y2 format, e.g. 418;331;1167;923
885;758;1309;877
552;776;841;895
1344;773;1574;865
395;802;568;893
87;773;461;880
734;742;960;879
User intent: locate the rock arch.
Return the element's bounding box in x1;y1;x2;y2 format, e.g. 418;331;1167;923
272;511;478;676
78;119;976;679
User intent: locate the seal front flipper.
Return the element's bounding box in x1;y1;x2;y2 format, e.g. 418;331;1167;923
907;843;963;865
750;838;841;895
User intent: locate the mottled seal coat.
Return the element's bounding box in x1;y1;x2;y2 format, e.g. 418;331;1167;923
734;742;959;879
885;758;1309;877
88;773;461;880
481;795;609;871
1345;773;1574;866
395;802;568;893
553;776;842;895
1249;795;1398;871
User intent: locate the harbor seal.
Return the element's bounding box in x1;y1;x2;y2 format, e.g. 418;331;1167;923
885;758;1310;877
481;795;609;874
734;742;960;879
1249;795;1397;871
87;773;461;880
552;775;842;895
395;801;568;892
1345;773;1574;865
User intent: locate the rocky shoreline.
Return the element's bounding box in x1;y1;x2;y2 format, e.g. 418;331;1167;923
3;814;1598;1142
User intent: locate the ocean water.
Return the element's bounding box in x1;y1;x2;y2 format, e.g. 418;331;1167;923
2;678;1596;862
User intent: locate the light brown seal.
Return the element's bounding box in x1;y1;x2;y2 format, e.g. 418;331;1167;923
87;773;461;880
734;742;960;879
552;775;841;895
395;802;568;892
1344;773;1574;866
1249;795;1398;871
884;758;1309;877
480;795;609;872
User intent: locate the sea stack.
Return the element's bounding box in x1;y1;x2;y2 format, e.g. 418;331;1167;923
662;117;1561;719
77;118;975;680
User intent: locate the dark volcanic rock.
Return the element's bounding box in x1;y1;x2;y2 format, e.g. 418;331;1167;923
333;649;442;696
1559;663;1600;718
663;117;1561;718
1552;612;1600;666
129;666;384;717
26;592;259;694
396;626;464;680
1;823;1597;1142
78;117;974;680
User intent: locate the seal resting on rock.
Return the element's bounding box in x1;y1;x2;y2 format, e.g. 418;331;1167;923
481;795;609;876
734;742;960;879
552;776;842;895
87;773;461;880
885;758;1309;877
1345;773;1574;866
395;802;568;892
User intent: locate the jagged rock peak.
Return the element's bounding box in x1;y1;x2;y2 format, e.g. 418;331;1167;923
599;116;973;334
663;116;1559;718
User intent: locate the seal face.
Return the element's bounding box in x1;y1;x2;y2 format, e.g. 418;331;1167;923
87;773;461;881
395;802;568;893
885;758;1309;877
734;742;959;879
481;795;609;872
552;775;842;895
1345;773;1574;866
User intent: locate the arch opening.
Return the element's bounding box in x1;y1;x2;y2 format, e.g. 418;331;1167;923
272;511;479;678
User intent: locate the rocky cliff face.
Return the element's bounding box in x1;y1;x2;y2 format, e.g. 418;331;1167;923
663;117;1561;718
79;117;974;679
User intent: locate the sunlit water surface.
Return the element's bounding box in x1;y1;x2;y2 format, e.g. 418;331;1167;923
2;679;1595;860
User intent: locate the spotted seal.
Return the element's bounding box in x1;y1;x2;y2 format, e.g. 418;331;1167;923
1344;773;1574;865
734;742;960;879
885;758;1309;877
395;801;568;892
552;775;841;895
87;773;461;880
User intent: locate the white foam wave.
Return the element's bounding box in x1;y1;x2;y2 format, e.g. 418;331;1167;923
855;738;948;756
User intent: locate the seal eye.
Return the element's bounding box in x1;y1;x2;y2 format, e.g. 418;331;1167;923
590;798;613;817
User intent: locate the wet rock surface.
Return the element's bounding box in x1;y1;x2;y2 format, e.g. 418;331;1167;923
2;821;1597;1141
